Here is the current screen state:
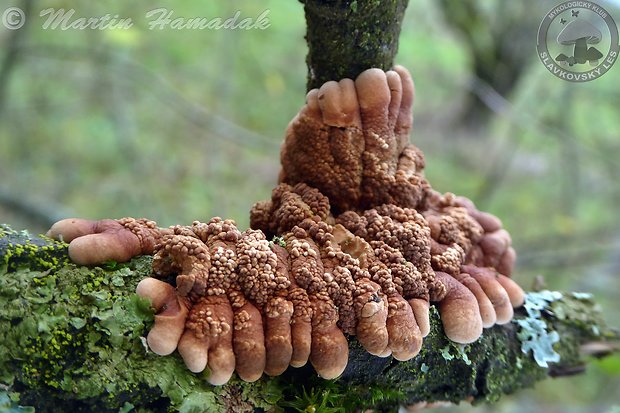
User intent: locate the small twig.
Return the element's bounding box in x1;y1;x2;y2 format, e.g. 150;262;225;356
0;187;72;228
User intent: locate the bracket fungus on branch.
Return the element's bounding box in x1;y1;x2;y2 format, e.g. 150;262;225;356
47;66;525;386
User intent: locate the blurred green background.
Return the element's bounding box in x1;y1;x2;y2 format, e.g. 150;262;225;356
1;0;619;412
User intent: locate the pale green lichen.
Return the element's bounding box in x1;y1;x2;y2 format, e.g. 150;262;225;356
440;346;455;361
549;290;605;340
515;357;523;369
438;343;471;365
571;292;593;300
456;345;472;366
515;290;563;368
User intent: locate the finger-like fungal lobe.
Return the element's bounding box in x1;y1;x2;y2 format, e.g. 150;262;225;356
136;277;189;356
48;66;526;385
47;217;163;265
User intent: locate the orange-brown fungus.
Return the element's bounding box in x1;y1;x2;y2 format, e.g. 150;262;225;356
48;66;525;385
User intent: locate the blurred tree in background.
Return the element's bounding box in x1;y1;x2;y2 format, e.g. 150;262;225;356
436;0;555;127
1;0;619;412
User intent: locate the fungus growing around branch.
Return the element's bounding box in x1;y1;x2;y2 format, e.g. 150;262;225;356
48;66;525;385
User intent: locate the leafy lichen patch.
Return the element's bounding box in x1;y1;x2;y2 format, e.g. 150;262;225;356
515;291;563;368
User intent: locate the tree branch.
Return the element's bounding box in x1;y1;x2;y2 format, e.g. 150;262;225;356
0;187;72;229
302;0;409;90
1;225;616;412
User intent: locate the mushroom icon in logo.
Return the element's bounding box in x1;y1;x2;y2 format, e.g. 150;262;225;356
556;19;603;66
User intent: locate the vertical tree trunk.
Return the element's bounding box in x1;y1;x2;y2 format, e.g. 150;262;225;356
302;0;409;90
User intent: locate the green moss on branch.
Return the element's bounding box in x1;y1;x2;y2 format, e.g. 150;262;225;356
0;225;616;412
302;0;409;90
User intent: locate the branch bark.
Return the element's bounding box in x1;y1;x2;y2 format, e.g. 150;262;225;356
302;0;409;90
1;225;616;412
